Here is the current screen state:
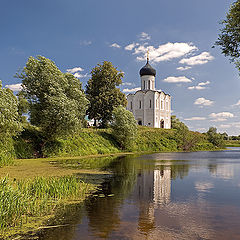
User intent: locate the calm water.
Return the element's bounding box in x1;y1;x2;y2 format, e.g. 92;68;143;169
40;148;240;240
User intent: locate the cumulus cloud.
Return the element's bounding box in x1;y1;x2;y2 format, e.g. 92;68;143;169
194;97;214;106
184;117;206;121
209;112;234;119
134;42;197;63
125;43;139;51
163;76;192;83
110;43;121;48
138;32;151;41
177;66;192;71
67;67;84;74
188;81;210;90
5;83;22;91
179;52;214;66
73;73;90;78
123;87;141;93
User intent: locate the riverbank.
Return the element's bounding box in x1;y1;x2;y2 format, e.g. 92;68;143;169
0;154;123;239
13;127;216;160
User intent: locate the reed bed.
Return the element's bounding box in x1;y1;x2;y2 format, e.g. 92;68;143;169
0;175;95;233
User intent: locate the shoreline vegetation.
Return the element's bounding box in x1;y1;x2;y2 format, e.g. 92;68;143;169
0;126;227;239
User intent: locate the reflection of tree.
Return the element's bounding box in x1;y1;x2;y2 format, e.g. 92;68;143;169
85;155;138;238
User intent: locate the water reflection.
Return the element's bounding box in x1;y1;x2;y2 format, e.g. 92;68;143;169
40;149;240;240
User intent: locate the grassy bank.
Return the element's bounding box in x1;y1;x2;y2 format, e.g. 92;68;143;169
0;155;120;239
30;127;215;158
224;140;240;147
0;175;96;238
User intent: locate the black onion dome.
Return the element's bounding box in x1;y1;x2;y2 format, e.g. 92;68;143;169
139;60;156;76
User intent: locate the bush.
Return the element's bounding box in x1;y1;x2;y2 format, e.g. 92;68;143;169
111;106;137;150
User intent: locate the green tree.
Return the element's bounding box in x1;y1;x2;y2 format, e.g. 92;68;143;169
216;1;240;68
17;56;89;140
0;81;22;165
206;127;225;148
86;61;127;128
111;106;137;149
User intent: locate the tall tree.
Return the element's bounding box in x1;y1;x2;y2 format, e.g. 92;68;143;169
18;56;89;140
0;81;22;165
86;61;127;127
216;1;240;68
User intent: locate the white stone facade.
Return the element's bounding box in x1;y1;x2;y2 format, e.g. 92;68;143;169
126;62;171;129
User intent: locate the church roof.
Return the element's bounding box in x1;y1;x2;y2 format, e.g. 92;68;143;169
139;59;156;77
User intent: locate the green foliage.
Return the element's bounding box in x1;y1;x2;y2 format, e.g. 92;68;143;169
206;127;225;148
216;0;240;64
86;61;127;127
133;127;178;152
111;106;137;149
0;81;22;166
17;56;89;140
42;128;120;157
0;176;95;232
0;81;22;137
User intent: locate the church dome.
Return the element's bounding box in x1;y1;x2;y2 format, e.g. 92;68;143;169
139;60;156;77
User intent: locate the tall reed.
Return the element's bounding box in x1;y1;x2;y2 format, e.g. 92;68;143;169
0;176;95;233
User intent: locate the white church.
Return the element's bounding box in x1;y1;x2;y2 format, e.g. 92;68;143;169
126;56;171;128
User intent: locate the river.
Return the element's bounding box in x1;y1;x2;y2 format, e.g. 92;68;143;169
39;148;240;240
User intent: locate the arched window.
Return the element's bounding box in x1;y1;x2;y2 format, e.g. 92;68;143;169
150;99;151;108
139;100;142;109
130;101;133;110
160;120;164;128
143;81;145;90
148;80;150;89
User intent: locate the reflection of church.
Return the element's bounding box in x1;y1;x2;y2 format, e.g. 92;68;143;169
133;168;171;205
126;54;171;128
132;168;172;235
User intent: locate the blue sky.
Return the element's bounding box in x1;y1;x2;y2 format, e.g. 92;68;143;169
1;0;240;135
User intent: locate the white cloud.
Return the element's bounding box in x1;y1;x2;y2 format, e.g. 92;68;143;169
210;118;227;122
219;124;231;129
199;81;210;86
138;32;151;41
73;73;90;78
67;67;84;74
177;66;192;71
135;42;197;63
121;82;133;86
188;81;210;90
110;43;121;48
184;117;206;121
233;100;240;106
179;52;214;66
188;86;205;90
125;43;139;51
209;112;234;119
123;87;141;93
80;40;92;46
163;76;192;83
5;83;22;91
194;97;214;106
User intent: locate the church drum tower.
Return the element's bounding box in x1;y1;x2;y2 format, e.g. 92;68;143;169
126;56;171;128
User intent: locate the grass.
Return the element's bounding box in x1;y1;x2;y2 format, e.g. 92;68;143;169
224;140;240;147
0;154;123;239
0;175;96;238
